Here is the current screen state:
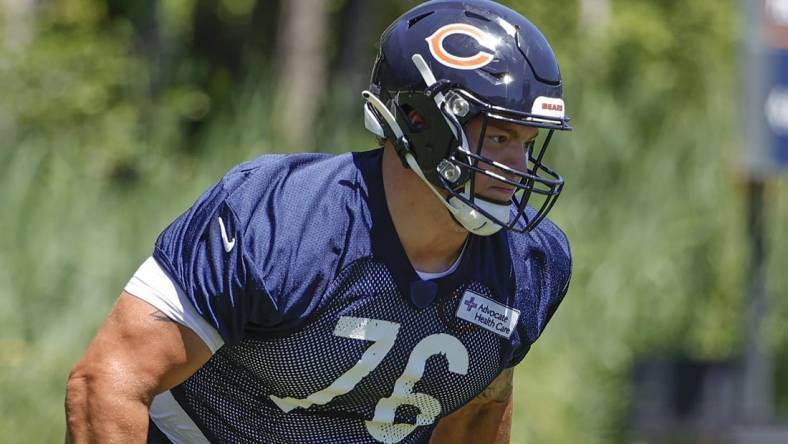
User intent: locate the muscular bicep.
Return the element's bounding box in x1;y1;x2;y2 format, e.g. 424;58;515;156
430;368;514;444
72;291;212;400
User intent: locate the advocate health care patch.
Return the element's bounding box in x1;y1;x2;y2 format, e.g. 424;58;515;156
456;290;520;339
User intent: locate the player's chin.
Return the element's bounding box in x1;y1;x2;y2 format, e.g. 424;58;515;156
477;189;515;205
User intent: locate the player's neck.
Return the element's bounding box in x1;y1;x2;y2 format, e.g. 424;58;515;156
381;144;469;274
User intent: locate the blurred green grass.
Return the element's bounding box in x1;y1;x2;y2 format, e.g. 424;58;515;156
1;0;788;443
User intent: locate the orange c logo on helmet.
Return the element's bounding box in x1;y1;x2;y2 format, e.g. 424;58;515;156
426;23;496;70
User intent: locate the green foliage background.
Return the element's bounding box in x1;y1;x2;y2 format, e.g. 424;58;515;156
0;0;786;442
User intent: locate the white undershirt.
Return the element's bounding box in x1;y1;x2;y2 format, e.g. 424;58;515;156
414;239;467;281
125;257;224;352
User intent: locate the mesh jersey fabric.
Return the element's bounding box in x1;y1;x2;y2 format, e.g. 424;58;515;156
151;148;572;443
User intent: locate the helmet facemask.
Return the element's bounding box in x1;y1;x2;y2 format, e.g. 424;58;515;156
435;89;567;233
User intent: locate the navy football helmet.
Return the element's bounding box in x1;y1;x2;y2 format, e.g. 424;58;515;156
363;0;571;235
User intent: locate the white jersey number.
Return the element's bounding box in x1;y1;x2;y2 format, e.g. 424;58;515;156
270;317;400;412
365;333;469;443
269;316;470;443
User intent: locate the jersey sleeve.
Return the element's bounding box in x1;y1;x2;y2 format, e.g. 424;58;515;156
507;224;573;368
151;181;277;346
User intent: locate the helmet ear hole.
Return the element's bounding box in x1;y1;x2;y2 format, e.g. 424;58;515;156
404;107;428;132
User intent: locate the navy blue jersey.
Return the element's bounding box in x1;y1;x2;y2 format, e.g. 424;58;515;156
151;148;571;443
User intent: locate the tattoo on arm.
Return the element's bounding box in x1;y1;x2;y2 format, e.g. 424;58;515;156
478;368;514;402
149;309;175;323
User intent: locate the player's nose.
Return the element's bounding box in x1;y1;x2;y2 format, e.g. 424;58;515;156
495;143;528;178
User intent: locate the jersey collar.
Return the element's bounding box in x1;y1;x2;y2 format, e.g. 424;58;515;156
357;149;503;309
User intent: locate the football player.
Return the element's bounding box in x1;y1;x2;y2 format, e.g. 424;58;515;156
66;1;572;442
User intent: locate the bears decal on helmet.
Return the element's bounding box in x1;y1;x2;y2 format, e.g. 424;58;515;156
425;23;496;70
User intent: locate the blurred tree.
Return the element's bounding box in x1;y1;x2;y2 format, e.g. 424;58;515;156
578;0;611;34
273;0;330;151
333;0;380;89
105;0;164;91
0;0;36;50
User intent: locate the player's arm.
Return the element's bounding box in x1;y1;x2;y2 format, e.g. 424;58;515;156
429;367;514;444
65;291;212;442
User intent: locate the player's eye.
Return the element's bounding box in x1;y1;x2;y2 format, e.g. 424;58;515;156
487;134;508;144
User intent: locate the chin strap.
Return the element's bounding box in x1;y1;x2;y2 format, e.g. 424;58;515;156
447;183;510;236
362;86;508;236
